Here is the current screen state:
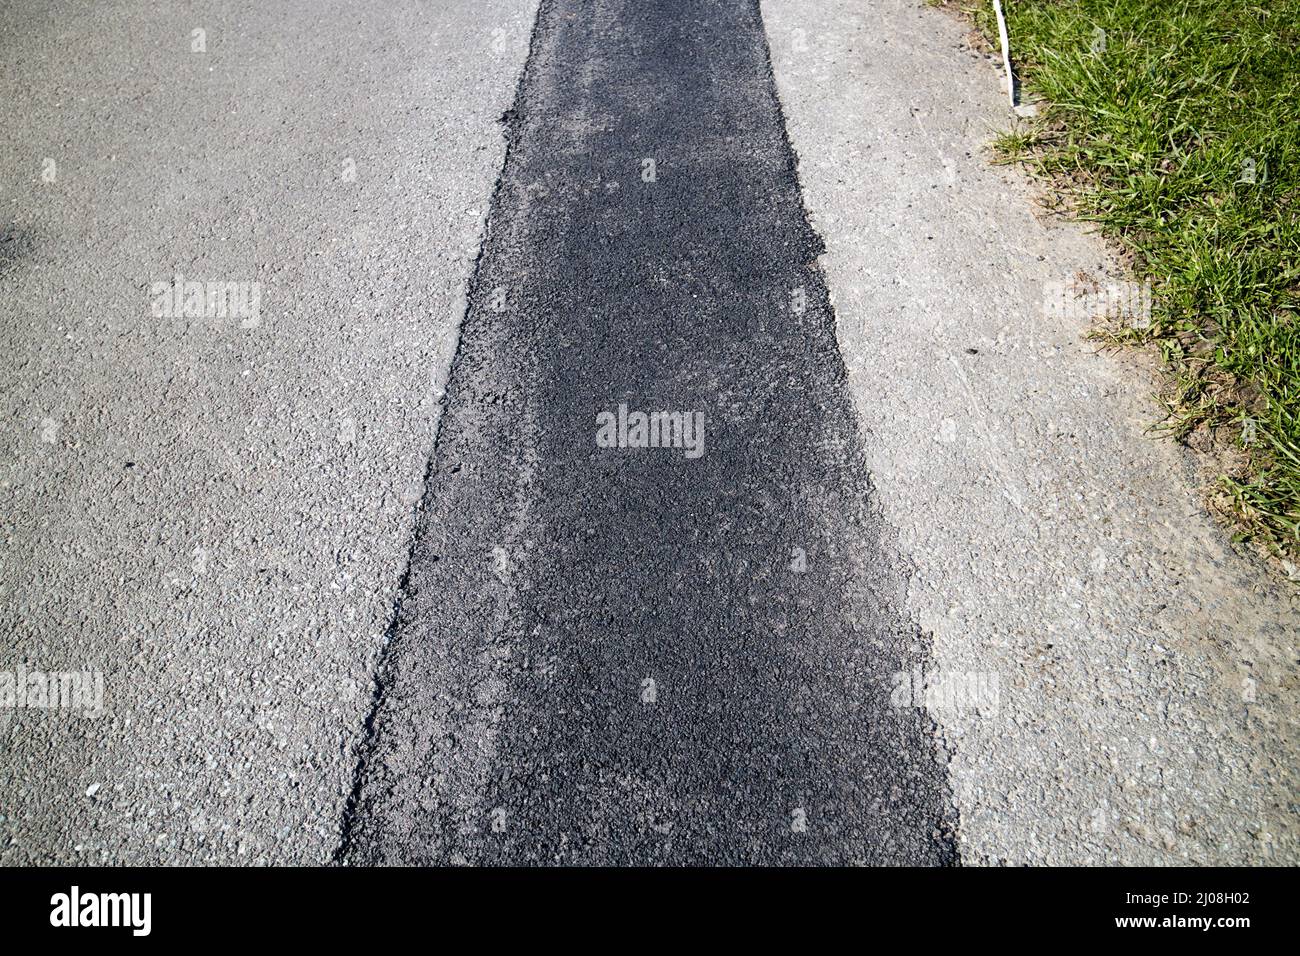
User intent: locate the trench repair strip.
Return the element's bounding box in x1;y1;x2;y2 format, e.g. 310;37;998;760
339;0;959;865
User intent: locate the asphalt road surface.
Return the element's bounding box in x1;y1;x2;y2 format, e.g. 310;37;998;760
4;0;1293;868
339;0;958;865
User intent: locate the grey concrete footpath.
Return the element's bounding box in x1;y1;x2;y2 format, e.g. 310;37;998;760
0;0;536;864
763;0;1298;863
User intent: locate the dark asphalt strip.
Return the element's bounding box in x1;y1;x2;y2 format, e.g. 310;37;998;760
338;0;959;865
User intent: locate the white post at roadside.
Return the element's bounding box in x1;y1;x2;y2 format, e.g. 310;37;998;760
992;0;1015;108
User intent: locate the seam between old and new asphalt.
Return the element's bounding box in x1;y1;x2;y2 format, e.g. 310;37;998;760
331;0;553;865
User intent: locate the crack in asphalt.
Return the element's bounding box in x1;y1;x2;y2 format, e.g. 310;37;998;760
339;0;959;866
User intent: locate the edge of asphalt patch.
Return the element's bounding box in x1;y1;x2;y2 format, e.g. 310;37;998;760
332;1;554;865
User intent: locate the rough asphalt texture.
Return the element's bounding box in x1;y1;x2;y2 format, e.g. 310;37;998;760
3;0;1293;867
341;0;958;865
0;0;536;864
763;0;1298;863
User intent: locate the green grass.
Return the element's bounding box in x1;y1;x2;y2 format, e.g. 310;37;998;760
958;0;1300;564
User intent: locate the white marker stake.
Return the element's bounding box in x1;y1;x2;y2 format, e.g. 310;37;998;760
992;0;1015;108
